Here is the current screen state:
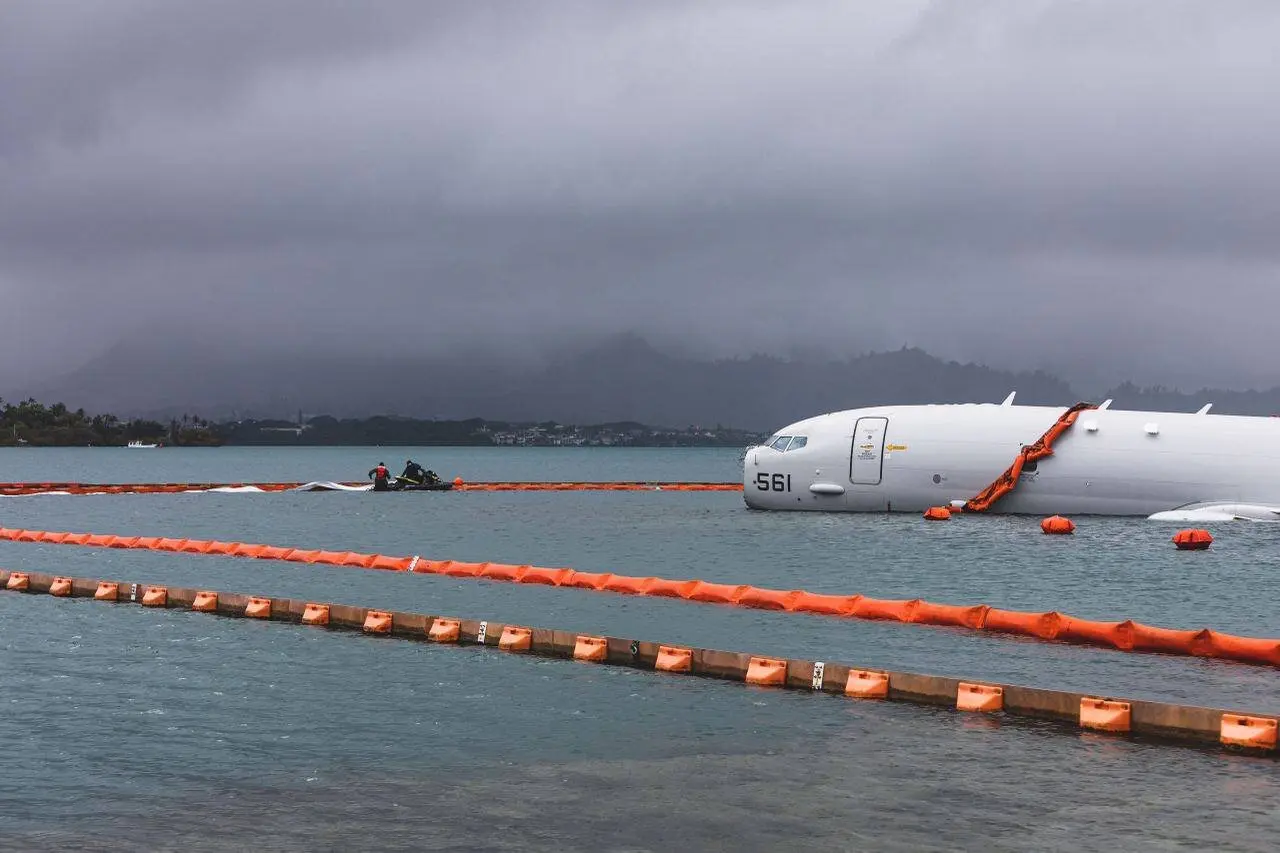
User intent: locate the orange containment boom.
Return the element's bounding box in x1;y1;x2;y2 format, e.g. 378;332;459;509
2;523;1279;669
4;567;1274;757
963;402;1095;513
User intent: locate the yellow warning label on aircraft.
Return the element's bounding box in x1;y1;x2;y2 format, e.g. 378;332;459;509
885;444;909;452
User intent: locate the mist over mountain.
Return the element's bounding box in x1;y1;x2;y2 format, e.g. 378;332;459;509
14;334;1280;432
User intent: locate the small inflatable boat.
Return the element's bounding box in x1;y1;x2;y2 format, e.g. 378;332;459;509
389;480;454;492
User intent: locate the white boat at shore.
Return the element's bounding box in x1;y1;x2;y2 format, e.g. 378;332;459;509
126;440;159;449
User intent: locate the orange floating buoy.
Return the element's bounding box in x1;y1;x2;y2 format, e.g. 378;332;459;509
427;617;460;642
745;656;788;686
1041;515;1075;535
244;596;272;619
956;682;1004;712
573;635;608;662
844;669;889;699
654;645;693;672
191;590;219;612
1220;714;1278;750
1079;697;1131;733
923;506;951;521
301;603;330;626
6;572;30;591
94;581;119;601
363;609;393;634
498;625;532;652
49;576;73;597
453;476;464;486
1173;529;1213;551
141;586;168;607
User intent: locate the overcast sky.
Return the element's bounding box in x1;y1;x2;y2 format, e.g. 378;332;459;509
3;0;1279;393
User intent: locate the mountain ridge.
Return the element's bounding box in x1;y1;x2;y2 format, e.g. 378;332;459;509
11;334;1280;431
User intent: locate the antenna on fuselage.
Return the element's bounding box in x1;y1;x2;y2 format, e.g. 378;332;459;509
1000;392;1016;407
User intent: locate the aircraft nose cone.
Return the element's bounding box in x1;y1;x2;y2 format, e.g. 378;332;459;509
742;449;761;507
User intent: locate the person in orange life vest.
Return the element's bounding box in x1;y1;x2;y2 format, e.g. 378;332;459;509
368;461;390;491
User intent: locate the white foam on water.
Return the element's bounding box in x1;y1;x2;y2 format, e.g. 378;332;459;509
291;481;372;492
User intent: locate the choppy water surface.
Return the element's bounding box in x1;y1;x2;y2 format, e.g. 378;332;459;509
1;447;1278;851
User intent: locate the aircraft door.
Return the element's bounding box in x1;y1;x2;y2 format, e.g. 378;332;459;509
850;417;889;485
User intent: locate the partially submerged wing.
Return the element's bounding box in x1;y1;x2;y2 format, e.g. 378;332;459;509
1149;503;1280;522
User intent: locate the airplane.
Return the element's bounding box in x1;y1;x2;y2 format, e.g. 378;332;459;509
741;393;1280;521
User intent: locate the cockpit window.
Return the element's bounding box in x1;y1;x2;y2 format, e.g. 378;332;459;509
788;436;807;451
770;435;793;451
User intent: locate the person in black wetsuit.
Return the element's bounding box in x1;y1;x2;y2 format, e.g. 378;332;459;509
368;461;391;491
397;459;427;486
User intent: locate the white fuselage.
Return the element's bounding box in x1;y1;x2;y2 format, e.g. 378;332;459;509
742;403;1280;517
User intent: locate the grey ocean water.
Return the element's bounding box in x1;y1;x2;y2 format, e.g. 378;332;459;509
1;447;1278;851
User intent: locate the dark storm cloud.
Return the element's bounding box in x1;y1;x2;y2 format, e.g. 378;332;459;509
3;0;1279;392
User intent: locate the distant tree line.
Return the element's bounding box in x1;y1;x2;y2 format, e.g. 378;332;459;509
213;415;763;447
0;398;221;447
0;398;763;448
218;415;494;446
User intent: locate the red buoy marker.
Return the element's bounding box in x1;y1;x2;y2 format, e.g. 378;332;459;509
1041;515;1075;535
1172;529;1213;550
